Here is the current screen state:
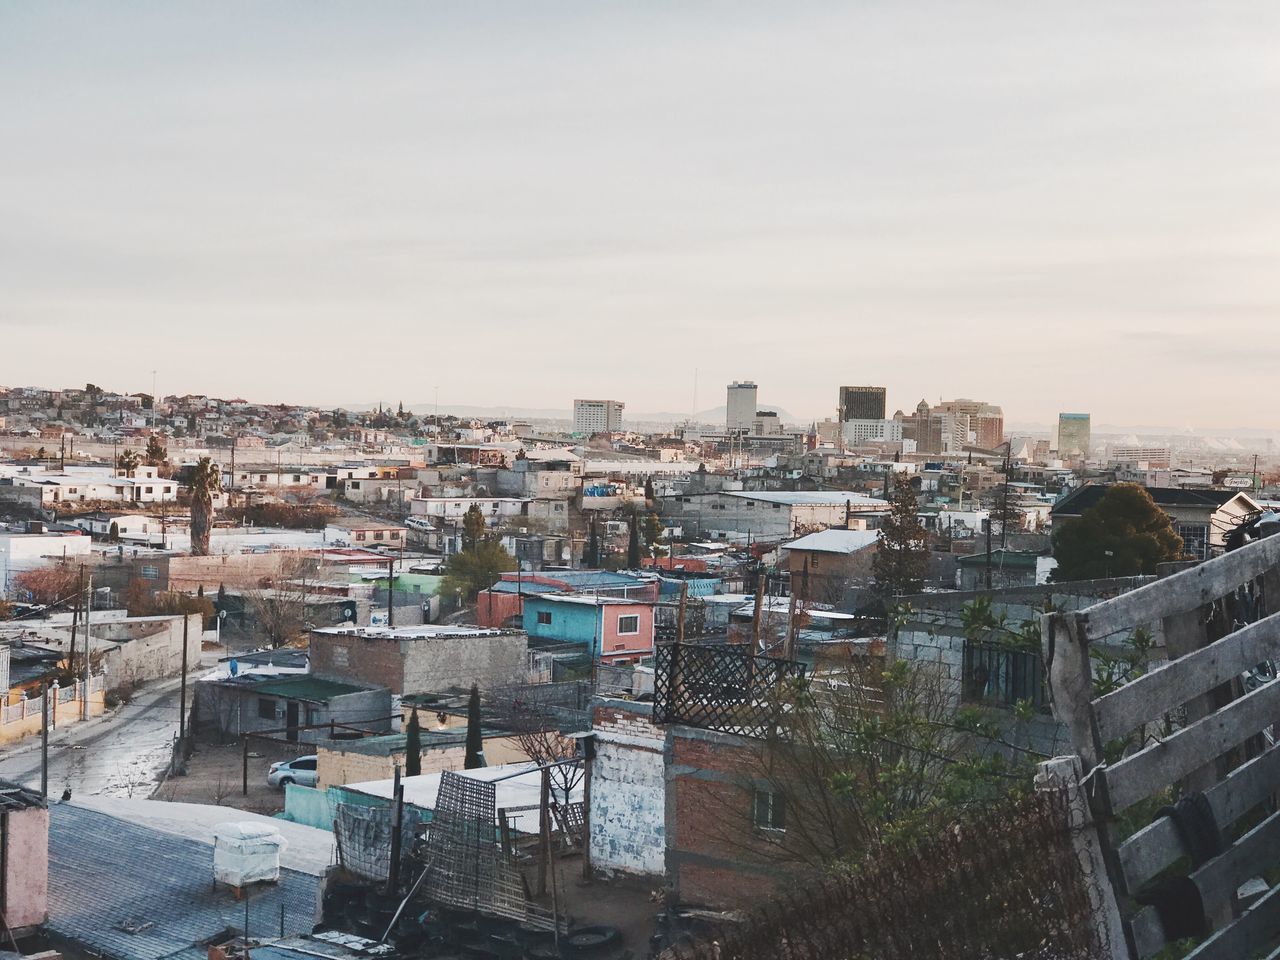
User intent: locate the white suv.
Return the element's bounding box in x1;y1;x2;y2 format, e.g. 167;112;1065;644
267;755;318;788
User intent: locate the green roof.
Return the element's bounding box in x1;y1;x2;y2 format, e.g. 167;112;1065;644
955;550;1042;569
324;728;495;756
249;676;372;702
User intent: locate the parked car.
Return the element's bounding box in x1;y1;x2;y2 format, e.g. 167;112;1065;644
267;755;318;788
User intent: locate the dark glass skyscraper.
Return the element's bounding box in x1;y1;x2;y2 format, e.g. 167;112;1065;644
838;385;886;422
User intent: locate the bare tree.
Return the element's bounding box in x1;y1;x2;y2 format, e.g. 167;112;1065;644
692;653;1044;871
487;682;586;801
244;552;319;648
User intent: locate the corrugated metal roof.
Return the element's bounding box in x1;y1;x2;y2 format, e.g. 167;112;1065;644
240;676;371;702
48;804;319;960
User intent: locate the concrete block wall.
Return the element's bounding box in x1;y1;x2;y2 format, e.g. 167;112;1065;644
401;635;527;694
311;632;528;696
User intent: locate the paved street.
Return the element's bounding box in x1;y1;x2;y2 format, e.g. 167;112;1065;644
0;677;186;798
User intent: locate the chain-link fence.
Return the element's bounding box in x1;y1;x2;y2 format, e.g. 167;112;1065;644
660;785;1108;960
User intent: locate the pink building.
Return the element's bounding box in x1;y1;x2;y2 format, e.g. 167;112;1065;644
0;782;48;932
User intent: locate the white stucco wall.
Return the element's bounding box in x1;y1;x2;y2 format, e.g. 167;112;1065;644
588;704;666;877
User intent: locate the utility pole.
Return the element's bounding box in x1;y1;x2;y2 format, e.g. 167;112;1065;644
82;574;93;720
751;569;765;652
68;564;84;678
386;557;395;628
1001;438;1013;550
179;613;190;746
984;519;993;591
1254;454;1260;492
387;766;404;895
41;681;49;799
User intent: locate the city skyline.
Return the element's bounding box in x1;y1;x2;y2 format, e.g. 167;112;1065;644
4;3;1280;428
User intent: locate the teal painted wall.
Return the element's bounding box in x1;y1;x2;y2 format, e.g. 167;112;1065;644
522;597;601;653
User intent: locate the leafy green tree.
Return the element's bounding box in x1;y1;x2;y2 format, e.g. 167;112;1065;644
443;540;516;602
464;684;484;769
405;708;422;777
643;512;663;555
627;514;642;568
188;457;221;557
461;504;486;551
144;434;167;466
1051;483;1183;581
117;449;141;478
872;482;928;600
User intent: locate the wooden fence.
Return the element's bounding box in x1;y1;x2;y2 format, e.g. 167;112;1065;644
1043;534;1280;959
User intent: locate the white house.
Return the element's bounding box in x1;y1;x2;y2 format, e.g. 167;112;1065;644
409;497;526;527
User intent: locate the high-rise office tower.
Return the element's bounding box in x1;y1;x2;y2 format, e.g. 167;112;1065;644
1057;413;1091;461
838;386;886;422
726;381;758;433
573;398;624;434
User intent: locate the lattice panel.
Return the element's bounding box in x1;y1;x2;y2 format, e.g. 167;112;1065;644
653;643;807;739
553;800;585;848
419;770;556;930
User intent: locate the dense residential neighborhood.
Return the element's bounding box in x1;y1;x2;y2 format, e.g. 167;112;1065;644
2;377;1280;959
4;2;1277;956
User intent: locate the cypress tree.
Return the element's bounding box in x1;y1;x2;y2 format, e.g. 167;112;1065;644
404;707;422;777
627;514;641;569
464;683;484;769
585;517;600;568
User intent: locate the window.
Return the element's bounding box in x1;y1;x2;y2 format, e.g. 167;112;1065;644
1178;523;1209;561
293;756;317;771
391;531;400;540
374;530;384;540
355;532;366;542
145;486;153;493
350;481;361;490
753;789;786;831
293;475;302;483
617;615;640;635
809;555;820;569
537;611;553;625
257;698;276;720
962;640;1048;712
259;475;268;482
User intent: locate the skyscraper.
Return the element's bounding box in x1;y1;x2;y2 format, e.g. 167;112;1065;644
573;398;624;434
726;381;758;434
838;386;886;422
935;399;1004;449
1057;413;1091;461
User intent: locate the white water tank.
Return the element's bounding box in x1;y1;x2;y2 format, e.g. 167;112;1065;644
213;821;287;886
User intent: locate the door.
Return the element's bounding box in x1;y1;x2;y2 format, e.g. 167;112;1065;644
285;701;299;742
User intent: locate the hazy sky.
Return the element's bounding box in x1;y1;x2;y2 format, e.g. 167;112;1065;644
3;3;1279;428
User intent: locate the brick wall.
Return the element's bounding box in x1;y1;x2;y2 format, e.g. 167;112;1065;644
665;727;785;910
311;633;404;692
